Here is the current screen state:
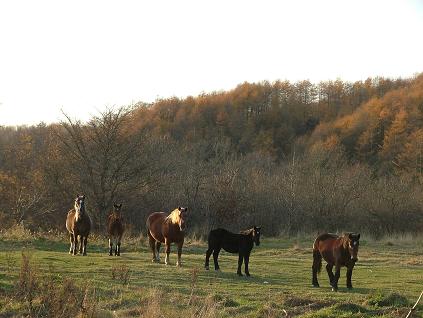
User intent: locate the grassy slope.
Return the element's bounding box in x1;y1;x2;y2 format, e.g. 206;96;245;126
0;233;422;317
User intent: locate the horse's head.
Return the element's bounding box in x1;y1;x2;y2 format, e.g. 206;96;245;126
112;203;123;218
346;233;360;262
176;206;188;231
253;226;261;246
74;195;86;220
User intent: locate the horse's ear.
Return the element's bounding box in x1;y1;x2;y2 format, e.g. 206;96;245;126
81;195;85;199
118;203;122;208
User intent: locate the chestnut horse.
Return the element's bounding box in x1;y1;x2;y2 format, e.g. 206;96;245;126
312;232;360;291
146;207;188;266
66;195;91;256
107;203;125;256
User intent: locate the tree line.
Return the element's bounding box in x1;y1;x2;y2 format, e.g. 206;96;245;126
0;74;422;237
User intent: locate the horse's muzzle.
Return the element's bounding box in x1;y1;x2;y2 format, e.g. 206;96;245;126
351;257;358;262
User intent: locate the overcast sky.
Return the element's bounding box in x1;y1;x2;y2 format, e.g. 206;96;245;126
1;0;422;126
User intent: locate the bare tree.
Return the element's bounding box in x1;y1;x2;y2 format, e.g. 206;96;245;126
55;106;162;228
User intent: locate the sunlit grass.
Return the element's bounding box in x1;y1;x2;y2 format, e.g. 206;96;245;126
0;233;422;317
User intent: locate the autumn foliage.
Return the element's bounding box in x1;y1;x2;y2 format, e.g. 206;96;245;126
0;74;422;236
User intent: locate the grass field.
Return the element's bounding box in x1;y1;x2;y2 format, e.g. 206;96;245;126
0;229;422;317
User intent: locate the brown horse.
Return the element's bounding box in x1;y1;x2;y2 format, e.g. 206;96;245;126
312;232;360;291
107;203;125;256
146;207;188;266
66;195;91;256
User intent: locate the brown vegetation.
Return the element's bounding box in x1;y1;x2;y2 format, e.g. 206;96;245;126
1;74;423;237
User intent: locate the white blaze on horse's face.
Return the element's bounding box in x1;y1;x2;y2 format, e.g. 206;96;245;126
74;195;86;220
254;227;261;246
348;233;360;262
113;203;123;217
178;206;188;231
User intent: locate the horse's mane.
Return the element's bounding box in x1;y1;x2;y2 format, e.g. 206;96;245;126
340;232;358;249
109;212;122;221
317;233;338;241
240;228;254;236
165;208;180;224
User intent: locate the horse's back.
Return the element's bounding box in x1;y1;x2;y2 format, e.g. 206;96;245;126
146;212;167;228
146;212;167;242
313;233;341;265
208;228;240;253
66;209;76;233
313;233;338;249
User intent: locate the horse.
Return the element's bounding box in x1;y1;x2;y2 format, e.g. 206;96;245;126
146;207;188;266
312;232;360;291
107;203;125;256
66;195;91;256
205;226;261;276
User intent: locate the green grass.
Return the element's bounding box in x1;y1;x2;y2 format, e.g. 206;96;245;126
0;233;422;317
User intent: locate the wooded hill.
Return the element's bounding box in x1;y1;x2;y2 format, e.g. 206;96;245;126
0;74;422;236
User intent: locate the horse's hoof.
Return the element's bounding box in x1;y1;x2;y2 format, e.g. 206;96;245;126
205;266;209;270
347;286;353;290
246;273;251;277
331;287;338;292
237;272;243;276
312;284;320;288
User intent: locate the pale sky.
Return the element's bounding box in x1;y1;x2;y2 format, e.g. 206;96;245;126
0;0;422;126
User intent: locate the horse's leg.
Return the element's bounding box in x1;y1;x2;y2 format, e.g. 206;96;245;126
116;235;122;256
73;234;78;255
332;263;341;292
212;248;221;271
82;236;88;256
176;241;183;267
164;239;171;266
69;234;74;254
237;254;244;276
205;247;213;270
326;264;335;286
79;235;84;254
148;231;157;262
155;242;161;262
109;237;113;256
312;250;321;287
114;237;118;256
346;264;354;289
244;253;250;277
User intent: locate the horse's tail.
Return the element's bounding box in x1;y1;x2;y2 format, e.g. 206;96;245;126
313;249;322;273
145;218;151;236
312;237;322;274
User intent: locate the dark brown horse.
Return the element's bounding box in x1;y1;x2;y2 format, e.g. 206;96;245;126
312;232;360;291
107;203;125;256
205;226;261;276
66;195;91;256
146;207;188;266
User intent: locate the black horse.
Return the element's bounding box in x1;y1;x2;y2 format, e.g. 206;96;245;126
205;226;261;276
